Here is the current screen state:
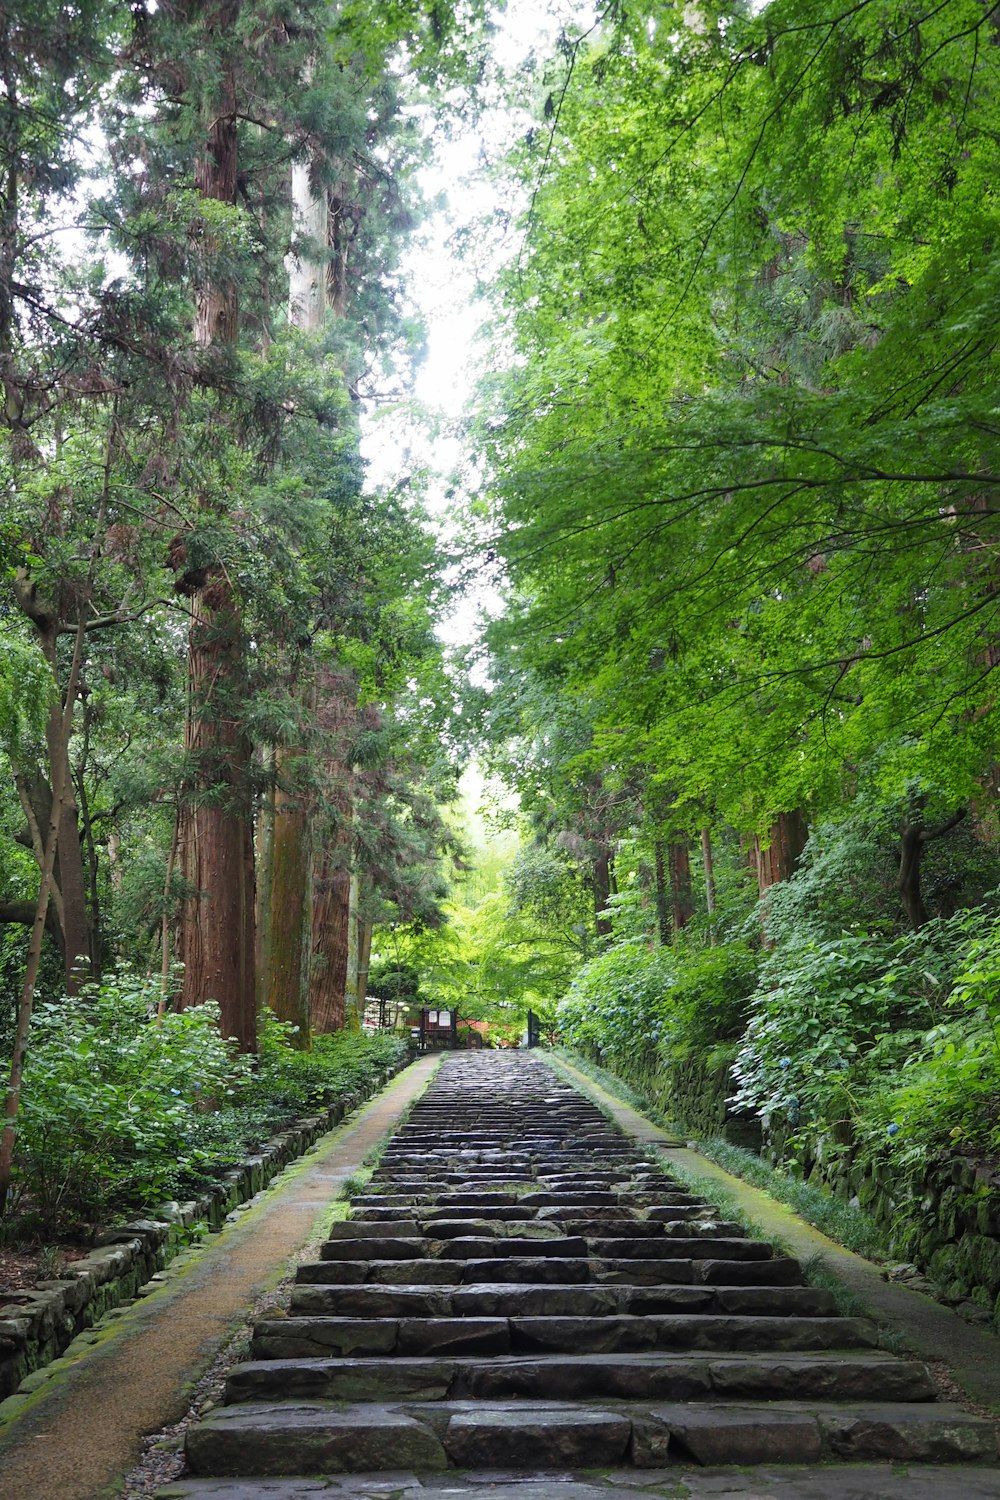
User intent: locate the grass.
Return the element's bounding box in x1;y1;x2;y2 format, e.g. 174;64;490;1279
693;1136;890;1261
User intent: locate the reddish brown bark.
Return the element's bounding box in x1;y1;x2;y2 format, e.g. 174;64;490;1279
176;0;256;1050
668;837;694;936
750;810;808;894
179;590;256;1050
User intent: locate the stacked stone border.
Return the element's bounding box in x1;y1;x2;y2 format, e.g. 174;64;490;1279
0;1054;410;1404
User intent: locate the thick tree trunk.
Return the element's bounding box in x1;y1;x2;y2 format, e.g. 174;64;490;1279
259;149;328;1045
177;0;256;1050
668;837;694;937
750;810;808;894
593;849;613;937
264;753;313;1044
310;847;350;1033
180;590;256;1050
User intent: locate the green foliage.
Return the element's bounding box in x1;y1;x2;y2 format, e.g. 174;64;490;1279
366;960;422;1009
729;911;994;1147
5;982;404;1236
245;1011;405;1118
869;915;1000;1159
11;972;245;1230
557;937;760;1084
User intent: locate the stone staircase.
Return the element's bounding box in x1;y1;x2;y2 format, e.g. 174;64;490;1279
163;1053;998;1496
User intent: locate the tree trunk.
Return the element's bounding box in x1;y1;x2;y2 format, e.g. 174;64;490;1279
356;915;373;1011
668;837;694;937
700;826;717;918
264;752;313;1044
180;589;257;1050
652;839;671;946
898;823;928;930
310;847;350;1033
177;0;256;1050
898;807;967;931
750;810;808;894
344;870;361;1030
258;147;328;1045
308;668;357;1033
592;848;613;937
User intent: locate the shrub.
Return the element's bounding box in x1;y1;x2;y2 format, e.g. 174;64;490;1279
729;908;996;1149
8;980;406;1237
12;972;244;1230
556;938;760;1088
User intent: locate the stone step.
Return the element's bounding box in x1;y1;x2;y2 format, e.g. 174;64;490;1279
228;1349;937;1405
294;1253;807;1287
153;1470;1000;1500
184;1398;997;1475
253;1312;875;1359
163;1054;993;1497
287;1279;837;1318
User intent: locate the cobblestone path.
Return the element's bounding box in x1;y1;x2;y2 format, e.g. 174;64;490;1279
161;1053;1000;1499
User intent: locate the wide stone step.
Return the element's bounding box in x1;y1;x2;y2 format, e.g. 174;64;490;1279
163;1055;996;1496
184;1398;996;1475
152;1468;1000;1500
287;1280;837;1318
227;1349;938;1405
294;1253;808;1286
252;1312;875;1358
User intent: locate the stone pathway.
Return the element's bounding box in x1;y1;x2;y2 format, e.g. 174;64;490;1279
161;1053;1000;1499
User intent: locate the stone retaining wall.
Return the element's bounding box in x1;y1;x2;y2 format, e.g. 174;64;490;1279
766;1128;1000;1327
0;1059;407;1402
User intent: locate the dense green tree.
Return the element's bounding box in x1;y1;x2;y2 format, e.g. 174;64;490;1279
472;0;1000;929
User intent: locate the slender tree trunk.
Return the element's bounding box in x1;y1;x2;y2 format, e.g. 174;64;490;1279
344;870;362;1030
898;807;967;931
700;826;716;918
653;839;671;946
356;914;373;1011
308;668;358;1033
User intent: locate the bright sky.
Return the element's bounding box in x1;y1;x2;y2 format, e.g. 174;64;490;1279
359;0;590;477
360;1;594;653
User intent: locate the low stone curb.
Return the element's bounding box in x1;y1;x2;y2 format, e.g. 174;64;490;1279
0;1055;409;1406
